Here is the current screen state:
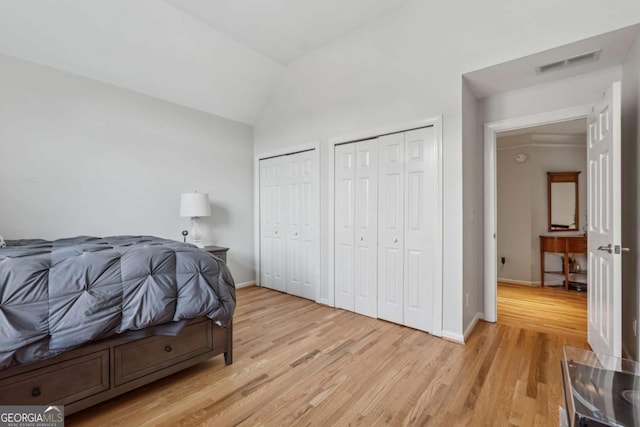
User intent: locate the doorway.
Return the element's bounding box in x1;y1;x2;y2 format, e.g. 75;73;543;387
483;105;593;323
494;119;588;339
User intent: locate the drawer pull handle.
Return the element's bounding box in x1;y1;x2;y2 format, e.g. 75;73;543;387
31;387;41;397
164;345;173;353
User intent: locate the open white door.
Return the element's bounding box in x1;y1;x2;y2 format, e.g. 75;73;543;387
587;81;622;357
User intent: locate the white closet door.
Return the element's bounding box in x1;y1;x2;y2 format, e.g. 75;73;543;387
259;156;287;292
334;144;356;311
377;133;405;324
287;150;318;301
403;127;437;332
259;158;275;289
354;140;378;317
286;153;304;297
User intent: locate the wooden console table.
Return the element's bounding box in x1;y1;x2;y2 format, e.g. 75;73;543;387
539;235;587;289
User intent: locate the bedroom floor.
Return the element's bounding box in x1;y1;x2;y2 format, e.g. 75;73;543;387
67;285;588;426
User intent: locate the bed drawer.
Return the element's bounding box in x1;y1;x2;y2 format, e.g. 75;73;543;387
0;350;109;406
114;320;213;386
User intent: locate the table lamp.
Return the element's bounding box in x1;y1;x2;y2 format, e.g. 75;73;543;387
180;191;211;248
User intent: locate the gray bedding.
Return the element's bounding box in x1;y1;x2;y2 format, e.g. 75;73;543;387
0;236;236;370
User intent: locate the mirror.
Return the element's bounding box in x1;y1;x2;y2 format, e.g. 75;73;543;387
547;172;580;232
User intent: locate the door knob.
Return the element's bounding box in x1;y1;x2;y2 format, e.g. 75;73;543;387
294;232;298;236
597;244;612;253
275;230;278;235
360;237;364;241
615;245;631;254
393;238;398;243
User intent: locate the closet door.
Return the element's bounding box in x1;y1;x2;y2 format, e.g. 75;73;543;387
334;144;356;311
287;150;318;300
286;153;303;297
259;157;287;292
259;159;275;289
377;133;405;324
403;127;437;332
354;140;378;317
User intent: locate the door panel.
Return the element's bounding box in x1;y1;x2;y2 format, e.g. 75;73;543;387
260;157;286;292
297;151;318;301
259;159;274;289
406;250;421;308
271;160;287;292
403;127;436;332
587;81;621;357
354;140;378;317
335;144;356;311
287;154;303;297
378;133;404;324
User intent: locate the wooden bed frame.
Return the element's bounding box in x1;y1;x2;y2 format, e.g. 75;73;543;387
0;317;232;416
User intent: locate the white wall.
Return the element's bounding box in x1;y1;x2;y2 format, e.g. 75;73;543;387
481;68;622;123
0;54;255;284
496;139;587;284
621;32;640;359
496;144;534;283
462;79;484;332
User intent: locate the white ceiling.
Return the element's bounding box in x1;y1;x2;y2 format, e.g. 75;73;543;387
465;25;639;98
164;0;415;65
0;2;637;125
0;0;285;125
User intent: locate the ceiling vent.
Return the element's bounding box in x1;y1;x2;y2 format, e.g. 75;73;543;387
535;49;601;75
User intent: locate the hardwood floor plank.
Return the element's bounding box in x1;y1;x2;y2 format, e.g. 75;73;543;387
67;285;588;426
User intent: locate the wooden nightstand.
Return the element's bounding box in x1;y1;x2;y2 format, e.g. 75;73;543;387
203;245;229;263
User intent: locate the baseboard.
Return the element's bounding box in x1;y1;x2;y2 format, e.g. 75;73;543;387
498;278;541;287
441;330;465;344
236;281;256;289
464;312;484;341
314;299;334;307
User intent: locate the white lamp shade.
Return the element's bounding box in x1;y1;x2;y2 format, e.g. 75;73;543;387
180;192;211;217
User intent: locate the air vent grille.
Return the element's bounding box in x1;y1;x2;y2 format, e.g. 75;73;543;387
535;49;601;75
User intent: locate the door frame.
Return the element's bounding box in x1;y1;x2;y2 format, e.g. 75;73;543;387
328;116;444;336
254;141;321;300
483;105;593;322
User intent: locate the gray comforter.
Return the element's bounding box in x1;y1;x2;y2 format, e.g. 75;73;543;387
0;236;236;369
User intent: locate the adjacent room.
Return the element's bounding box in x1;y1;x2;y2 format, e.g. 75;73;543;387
1;1;640;425
495;119;588;339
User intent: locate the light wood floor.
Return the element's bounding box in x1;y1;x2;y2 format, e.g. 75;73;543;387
67;285;588;426
497;282;587;340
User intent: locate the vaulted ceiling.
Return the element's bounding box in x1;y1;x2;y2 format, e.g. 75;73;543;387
0;0;414;125
165;0;414;65
0;1;636;126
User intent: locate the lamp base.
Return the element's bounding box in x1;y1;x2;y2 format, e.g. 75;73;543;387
189;217;207;248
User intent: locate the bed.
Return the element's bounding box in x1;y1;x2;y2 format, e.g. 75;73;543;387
0;236;235;415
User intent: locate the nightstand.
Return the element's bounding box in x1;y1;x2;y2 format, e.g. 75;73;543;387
203;245;229;263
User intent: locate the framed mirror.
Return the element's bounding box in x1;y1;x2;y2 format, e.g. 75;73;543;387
547;171;580;232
